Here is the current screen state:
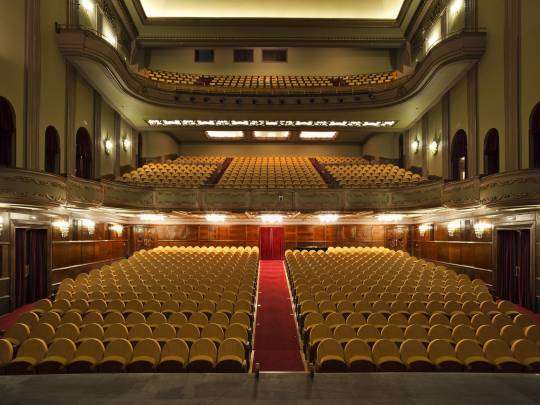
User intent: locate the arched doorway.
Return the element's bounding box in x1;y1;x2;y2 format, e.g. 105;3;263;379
484;129;499;175
75;127;92;179
0;96;16;167
451;130;468;180
530;102;540;168
45;126;60;174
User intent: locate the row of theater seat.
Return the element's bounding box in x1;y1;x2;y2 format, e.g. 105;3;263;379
119;162;219;187
0;245;258;374
325;163;422;187
138;69;399;89
286;246;540;372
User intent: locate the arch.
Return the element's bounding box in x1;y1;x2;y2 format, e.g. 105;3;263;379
530;102;540;168
450;130;468;181
483;129;499;175
75;127;93;179
44;126;60;174
0;96;16;167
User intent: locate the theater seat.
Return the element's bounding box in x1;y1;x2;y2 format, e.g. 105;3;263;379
316;338;348;372
372;339;406;371
99;338;133;373
216;338;246;372
400;339;434;371
483;339;523;372
0;339;14;373
157;338;189;372
512;339;540;372
343;339;376;372
187;338;217;372
427;339;463;371
455;339;494;372
68;338;105;373
127;339;161;372
6;338;48;374
36;338;77;374
3;323;30;347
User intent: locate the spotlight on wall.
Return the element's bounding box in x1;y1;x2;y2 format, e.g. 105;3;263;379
80;219;96;236
139;214;165;222
53;220;70;238
318;214;339;224
447;220;461;237
260;214;283;224
411;138;420;154
473;221;492;238
418;223;432;237
377;214;403;222
121;135;131;152
450;0;464;17
110;224;123;236
80;0;95;14
104;137;113;155
205;214;226;223
429;139;439;155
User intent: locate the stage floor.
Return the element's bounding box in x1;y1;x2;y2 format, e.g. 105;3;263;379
0;372;539;405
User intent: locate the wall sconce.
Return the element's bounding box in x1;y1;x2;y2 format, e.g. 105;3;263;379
429;139;439;155
0;216;4;235
377;214;403;222
447;220;461;237
122;135;131;152
418;224;432;237
80;219;95;236
110;224;123;236
261;214;283;224
104;137;113;155
205;214;226;223
53;220;70;238
318;214;339;224
139;214;165;222
473;222;492;238
450;0;464;17
411;138;420;154
80;0;95;14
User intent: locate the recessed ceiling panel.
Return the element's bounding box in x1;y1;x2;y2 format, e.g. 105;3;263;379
140;0;405;19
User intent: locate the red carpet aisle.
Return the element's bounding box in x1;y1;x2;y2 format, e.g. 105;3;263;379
0;303;35;332
253;260;305;371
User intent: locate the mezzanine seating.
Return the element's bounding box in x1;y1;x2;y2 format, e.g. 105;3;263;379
1;245;258;374
286;247;540;373
324;163;422;187
120;162;220;187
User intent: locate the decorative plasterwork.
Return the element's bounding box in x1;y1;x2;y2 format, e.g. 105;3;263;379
56;26;486;111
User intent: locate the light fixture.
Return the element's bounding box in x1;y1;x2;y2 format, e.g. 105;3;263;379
253;131;290;139
450;0;464;16
80;219;95;236
418;223;432;236
318;214;339;223
411;138;420;154
148;120;398;129
299;131;338;140
205;214;226;223
473;222;492;238
0;216;4;235
122;135;131;152
447;220;461;237
429;139;439;155
110;224;123;236
426;23;441;51
102;21;117;48
104;137;113;155
139;214;165;222
205;130;244;139
80;0;94;14
260;214;283;224
377;214;403;222
53;220;70;238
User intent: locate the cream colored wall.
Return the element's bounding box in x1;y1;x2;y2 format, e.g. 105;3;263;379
149;47;394;76
362;133;400;159
178;142;362;157
477;0;505;173
449;75;469;144
142;132;179;158
520;0;540;168
100;101;116;176
74;76;94;141
0;1;26;167
39;0;66;171
426;101;443;176
407;121;423;168
120;119;135;167
447;1;466;34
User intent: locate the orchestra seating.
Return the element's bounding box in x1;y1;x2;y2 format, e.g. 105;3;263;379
324;163;422;187
216;157;327;189
119;162;220;187
315;156;370;165
1;246;258;374
138;69;399;90
286;247;540;373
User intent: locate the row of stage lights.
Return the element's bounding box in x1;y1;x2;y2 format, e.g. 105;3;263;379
418;220;492;238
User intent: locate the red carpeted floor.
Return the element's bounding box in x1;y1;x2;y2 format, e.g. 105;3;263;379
253;260;305;372
0;303;35;332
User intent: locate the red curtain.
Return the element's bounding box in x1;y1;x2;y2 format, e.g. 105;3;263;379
260;227;284;260
14;229;27;308
518;231;531;309
27;230;48;303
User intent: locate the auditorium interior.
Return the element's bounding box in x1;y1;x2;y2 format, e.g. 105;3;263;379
1;0;540;403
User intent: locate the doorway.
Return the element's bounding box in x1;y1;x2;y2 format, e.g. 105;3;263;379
13;228;49;309
496;229;533;310
259;227;284;260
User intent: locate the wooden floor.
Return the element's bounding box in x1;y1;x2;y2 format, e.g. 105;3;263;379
0;373;539;405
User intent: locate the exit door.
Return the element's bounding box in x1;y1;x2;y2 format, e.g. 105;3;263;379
259;227;284;260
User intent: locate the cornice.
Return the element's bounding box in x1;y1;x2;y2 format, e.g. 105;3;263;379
56;26;486;111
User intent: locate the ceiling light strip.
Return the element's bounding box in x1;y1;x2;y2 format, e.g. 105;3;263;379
148;120;397;128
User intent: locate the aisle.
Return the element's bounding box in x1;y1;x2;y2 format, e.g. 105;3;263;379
253;260;305;371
